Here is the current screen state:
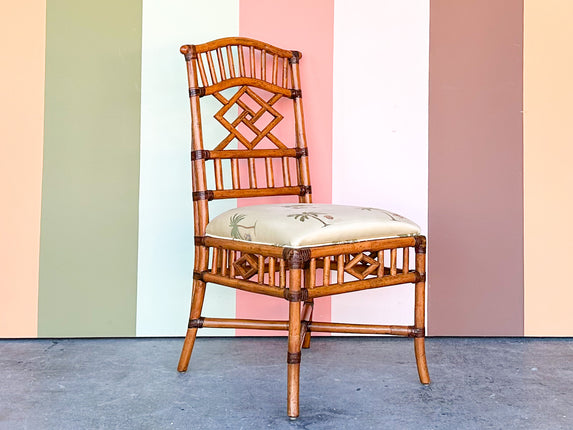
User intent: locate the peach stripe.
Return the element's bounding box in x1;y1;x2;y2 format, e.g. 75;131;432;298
524;0;573;336
0;1;46;337
236;0;334;335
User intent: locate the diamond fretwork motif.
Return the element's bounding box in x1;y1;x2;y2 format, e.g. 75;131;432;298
344;252;379;280
233;253;259;279
213;86;285;150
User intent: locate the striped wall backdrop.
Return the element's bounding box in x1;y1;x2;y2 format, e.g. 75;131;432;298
1;0;572;338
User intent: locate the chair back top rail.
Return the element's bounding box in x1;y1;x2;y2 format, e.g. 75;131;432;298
181;37;301;94
185;37;295;58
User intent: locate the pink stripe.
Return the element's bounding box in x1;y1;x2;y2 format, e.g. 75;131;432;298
236;0;334;335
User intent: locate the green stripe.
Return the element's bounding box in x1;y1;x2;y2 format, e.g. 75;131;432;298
39;0;142;337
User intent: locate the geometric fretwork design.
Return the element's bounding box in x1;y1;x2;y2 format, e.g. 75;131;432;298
210;247;414;286
344;252;380;280
213;86;285;150
233;253;259;278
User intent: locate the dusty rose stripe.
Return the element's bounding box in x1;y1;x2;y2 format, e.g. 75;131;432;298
428;0;524;336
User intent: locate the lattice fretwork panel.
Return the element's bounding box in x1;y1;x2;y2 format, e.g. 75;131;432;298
208;246;414;289
213;86;285;150
209;248;288;288
308;247;413;287
198;84;301;194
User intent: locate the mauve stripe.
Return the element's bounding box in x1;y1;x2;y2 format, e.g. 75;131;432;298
428;0;524;336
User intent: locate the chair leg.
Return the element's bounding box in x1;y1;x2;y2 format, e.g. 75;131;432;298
414;238;430;384
414;337;430;384
302;299;313;349
287;268;302;418
177;278;206;372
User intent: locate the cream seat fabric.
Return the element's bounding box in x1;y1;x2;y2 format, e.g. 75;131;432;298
206;203;420;248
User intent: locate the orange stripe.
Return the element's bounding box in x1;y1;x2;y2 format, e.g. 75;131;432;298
236;0;334;335
524;0;573;336
0;1;46;337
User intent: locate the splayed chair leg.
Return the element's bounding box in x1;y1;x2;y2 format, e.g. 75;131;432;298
178;278;206;372
414;337;430;384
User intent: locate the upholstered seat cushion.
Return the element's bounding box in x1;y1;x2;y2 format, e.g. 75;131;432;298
205;203;420;248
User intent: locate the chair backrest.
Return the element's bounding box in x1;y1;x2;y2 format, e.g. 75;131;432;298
181;37;312;237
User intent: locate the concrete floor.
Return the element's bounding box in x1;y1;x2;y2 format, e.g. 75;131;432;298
1;337;572;430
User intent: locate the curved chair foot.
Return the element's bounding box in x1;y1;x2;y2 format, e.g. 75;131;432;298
177;278;206;372
178;327;199;372
302;332;312;349
287;361;300;419
414;337;430;384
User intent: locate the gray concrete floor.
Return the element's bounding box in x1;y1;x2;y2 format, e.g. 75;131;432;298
0;337;572;430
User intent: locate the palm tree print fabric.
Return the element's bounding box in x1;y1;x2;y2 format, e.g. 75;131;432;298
287;211;333;227
229;214;256;241
206;203;420;248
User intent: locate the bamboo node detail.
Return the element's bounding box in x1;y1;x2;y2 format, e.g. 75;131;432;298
284;288;309;302
298;185;312;196
189;87;206;97
180;44;197;61
191;150;211;160
287;352;301;364
188;317;204;329
192;190;214;201
295;147;308;158
408;327;425;338
415;236;426;254
193;236;206;246
282;247;311;269
290;89;302;99
289;51;302;64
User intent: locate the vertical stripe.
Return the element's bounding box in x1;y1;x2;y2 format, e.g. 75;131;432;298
331;0;429;329
524;1;573;336
39;0;142;337
137;0;239;337
428;0;523;335
237;0;334;335
0;1;46;338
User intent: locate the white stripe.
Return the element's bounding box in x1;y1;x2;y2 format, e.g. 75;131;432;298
136;0;239;336
331;0;429;329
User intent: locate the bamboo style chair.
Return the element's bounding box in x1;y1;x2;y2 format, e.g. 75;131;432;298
178;37;430;418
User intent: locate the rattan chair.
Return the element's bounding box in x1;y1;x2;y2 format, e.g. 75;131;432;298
177;37;429;418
